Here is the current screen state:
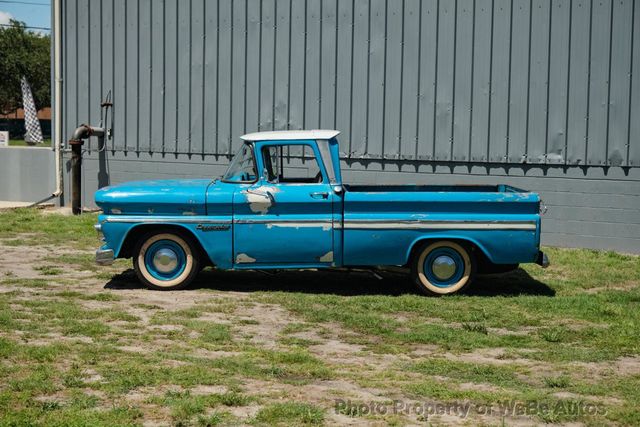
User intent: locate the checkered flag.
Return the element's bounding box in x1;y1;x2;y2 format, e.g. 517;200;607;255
20;76;44;144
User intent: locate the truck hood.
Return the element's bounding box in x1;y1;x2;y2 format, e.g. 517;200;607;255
95;179;214;215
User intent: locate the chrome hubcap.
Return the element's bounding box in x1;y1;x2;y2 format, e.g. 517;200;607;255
431;255;456;280
153;248;179;273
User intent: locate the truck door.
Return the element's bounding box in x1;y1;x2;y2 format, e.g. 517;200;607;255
232;141;336;266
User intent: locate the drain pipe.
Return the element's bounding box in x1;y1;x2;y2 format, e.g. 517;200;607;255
52;0;63;198
68;125;105;215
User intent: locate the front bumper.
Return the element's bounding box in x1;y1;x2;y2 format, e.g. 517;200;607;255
536;251;550;268
96;247;115;266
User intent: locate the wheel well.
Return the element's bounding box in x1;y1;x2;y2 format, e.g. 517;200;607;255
119;224;208;262
407;238;487;267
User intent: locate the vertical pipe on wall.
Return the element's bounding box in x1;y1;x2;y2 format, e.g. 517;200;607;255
70;140;83;214
52;0;64;199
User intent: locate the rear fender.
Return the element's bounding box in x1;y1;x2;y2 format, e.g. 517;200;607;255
405;234;494;265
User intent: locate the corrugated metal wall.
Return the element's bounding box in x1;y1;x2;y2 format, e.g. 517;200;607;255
61;0;640;167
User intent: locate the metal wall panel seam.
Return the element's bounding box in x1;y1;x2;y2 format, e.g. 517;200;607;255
584;0;593;164
187;0;192;154
607;0;633;167
149;0;154;154
381;0;388;158
505;0;513;161
450;0;457;161
286;0;293;130
136;0;141;153
271;0;276;131
398;0;405;158
544;0;552;164
230;0;235;153
468;0;476;163
243;0;249;135
74;0;78;135
524;0;533;161
201;0;207;155
364;0;371;155
303;0;307;129
432;0;440;159
99;0;104;152
318;0;323;127
348;0;355;155
563;0;572;165
333;0;339;130
485;0;494;163
414;0;422;160
62;0;67;150
215;0;220;153
257;0;262;131
162;0;166;154
627;0;636;167
604;0;614;165
174;0;179;154
86;0;91;151
125;0;129;153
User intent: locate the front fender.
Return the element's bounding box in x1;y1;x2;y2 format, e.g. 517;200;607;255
98;215;234;269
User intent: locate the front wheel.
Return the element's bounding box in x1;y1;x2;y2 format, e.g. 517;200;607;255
411;241;475;296
133;231;201;291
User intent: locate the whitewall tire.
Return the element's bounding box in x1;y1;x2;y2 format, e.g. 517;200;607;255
133;231;200;291
411;241;475;296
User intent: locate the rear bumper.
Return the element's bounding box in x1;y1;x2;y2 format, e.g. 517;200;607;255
535;251;550;268
96;247;115;266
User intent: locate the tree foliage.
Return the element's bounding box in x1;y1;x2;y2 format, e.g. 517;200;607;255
0;20;51;115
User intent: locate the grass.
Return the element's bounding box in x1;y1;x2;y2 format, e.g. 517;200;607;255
6;138;51;147
0;208;638;425
0;208;98;249
254;402;325;425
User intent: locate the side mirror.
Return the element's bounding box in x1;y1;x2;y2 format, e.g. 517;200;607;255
262;168;270;182
333;185;343;195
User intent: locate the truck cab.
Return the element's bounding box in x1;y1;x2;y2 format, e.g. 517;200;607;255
95;130;548;295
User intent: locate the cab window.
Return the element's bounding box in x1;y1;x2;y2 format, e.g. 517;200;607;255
261;144;324;184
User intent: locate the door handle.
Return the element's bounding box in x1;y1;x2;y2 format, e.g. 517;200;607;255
310;191;329;199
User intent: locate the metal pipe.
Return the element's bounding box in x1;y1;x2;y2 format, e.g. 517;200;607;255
52;0;63;198
69;124;104;142
70;139;83;215
68;124;105;215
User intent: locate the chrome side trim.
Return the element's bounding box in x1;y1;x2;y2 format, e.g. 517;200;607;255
101;216;535;230
103;216;232;224
234;219;332;225
235;218;333;229
343;220;537;230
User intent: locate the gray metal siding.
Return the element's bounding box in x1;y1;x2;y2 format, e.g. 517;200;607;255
57;0;640;253
60;0;640;166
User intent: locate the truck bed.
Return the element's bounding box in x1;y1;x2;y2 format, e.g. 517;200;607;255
344;184;527;193
341;183;541;267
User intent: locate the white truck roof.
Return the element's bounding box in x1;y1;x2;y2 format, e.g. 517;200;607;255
239;129;340;142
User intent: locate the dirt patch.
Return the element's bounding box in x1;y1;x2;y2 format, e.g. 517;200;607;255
573;356;640;378
0;240;623;426
237;303;293;349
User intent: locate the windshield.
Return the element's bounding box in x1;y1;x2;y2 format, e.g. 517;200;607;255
222;143;257;182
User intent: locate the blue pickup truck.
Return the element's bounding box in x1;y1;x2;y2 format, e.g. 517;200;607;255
95;130;548;295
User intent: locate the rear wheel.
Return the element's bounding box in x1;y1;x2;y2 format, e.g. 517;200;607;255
411;241;475;296
133;231;200;291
